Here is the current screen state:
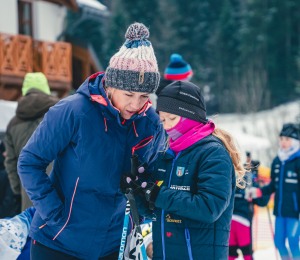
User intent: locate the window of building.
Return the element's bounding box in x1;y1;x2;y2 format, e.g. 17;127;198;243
18;0;33;36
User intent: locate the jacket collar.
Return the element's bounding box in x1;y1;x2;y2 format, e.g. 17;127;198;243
163;134;225;160
284;149;300;163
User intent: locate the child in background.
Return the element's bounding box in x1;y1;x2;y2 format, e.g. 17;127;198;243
121;81;246;260
246;123;300;260
229;153;270;260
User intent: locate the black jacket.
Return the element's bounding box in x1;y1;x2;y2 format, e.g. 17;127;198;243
261;151;300;219
0;168;18;218
137;135;236;260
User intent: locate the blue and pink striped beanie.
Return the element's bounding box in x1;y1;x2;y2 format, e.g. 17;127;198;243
105;23;160;93
164;54;193;81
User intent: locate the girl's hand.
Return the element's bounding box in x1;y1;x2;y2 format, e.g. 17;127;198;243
143;182;161;210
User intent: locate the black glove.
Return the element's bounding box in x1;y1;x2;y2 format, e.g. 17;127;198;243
143;182;161;210
120;171;143;196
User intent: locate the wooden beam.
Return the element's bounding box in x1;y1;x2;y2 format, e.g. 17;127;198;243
0;86;22;101
48;80;71;91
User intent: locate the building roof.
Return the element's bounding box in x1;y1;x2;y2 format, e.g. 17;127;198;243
43;0;109;14
42;0;78;12
76;0;107;12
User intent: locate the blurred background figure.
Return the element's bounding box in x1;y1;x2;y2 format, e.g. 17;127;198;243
229;152;270;260
164;53;193;82
246;123;300;260
0;139;18;218
5;72;59;212
151;53;193;107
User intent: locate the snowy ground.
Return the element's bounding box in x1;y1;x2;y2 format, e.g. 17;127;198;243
253;247;280;260
234;246;280;260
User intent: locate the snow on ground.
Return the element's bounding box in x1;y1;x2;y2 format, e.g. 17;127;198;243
254;247;280;260
0;100;17;132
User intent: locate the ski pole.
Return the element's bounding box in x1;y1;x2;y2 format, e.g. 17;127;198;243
125;188;148;260
118;201;131;260
130;154;139;178
118;155;139;260
266;205;279;260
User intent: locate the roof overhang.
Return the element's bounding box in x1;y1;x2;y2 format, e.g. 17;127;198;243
76;0;109;19
41;0;78;12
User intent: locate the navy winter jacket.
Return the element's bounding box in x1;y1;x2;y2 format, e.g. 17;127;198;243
137;135;236;260
261;150;300;219
17;72;165;260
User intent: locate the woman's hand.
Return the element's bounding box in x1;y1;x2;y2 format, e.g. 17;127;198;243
119;172;143;196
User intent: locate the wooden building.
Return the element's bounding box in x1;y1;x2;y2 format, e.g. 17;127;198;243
0;0;108;100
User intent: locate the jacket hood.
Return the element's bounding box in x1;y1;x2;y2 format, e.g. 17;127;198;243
281;149;300;163
16;89;59;120
76;72;152;126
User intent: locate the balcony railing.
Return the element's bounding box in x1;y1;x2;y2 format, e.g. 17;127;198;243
0;34;33;83
0;33;72;89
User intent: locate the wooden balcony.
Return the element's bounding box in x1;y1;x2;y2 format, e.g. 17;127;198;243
0;33;72;100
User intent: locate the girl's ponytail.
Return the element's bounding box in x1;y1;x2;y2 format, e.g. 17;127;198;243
212;128;247;189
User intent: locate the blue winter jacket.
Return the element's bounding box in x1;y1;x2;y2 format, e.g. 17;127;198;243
137;135;236;260
261;150;300;219
17;72;165;260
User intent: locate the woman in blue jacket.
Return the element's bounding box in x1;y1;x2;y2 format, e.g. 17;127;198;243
17;23;165;260
246;123;300;260
121;81;246;260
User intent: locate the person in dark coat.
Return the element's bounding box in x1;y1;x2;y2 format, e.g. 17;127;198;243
229;154;270;260
0;140;18;218
120;81;246;260
246;123;300;260
17;23;165;260
5;72;59;211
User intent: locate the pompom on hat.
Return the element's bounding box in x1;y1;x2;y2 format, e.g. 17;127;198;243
105;23;160;93
164;54;193;81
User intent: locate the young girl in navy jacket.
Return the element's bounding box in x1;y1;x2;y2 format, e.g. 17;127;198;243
121;81;246;260
246;123;300;260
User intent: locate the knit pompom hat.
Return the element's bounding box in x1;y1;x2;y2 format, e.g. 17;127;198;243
164;54;193;81
105;23;160;93
280;123;300;140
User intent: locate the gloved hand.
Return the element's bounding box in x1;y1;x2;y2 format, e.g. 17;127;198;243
120;171;140;193
120;160;148;195
244;187;262;200
143;182;161;210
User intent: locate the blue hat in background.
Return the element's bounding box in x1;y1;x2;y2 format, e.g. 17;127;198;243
164;54;193;81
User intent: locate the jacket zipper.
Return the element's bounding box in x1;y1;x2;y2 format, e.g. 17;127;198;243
53;177;79;240
161;151;181;260
185;228;194;260
278;162;285;216
293;192;298;212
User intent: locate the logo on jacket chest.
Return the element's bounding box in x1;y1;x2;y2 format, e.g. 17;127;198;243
176;166;186;177
287;171;297;178
165;214;182;223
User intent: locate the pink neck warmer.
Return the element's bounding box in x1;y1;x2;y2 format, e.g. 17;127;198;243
166;117;215;153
